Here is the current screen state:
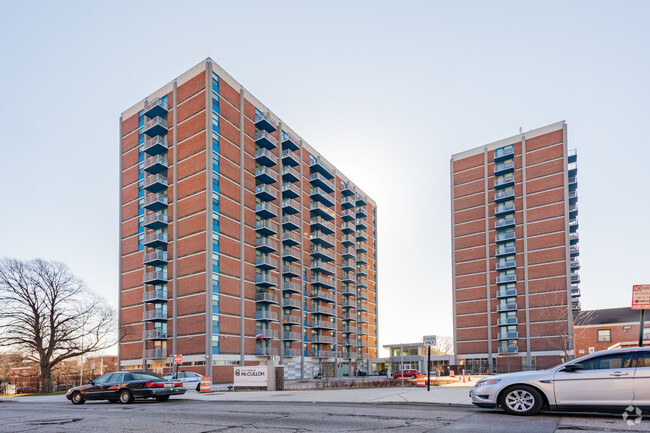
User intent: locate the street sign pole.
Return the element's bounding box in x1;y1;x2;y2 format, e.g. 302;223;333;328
640;309;646;347
427;345;431;392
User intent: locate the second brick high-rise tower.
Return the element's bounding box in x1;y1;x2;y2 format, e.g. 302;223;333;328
118;59;378;382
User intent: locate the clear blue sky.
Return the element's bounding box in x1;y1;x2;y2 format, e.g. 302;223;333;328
1;1;649;355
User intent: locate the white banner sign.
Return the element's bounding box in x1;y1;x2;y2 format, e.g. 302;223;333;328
233;366;268;387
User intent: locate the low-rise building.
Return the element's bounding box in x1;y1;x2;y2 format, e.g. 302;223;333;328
574;307;649;356
383;343;452;375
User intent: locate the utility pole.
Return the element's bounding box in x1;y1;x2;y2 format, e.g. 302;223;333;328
400;343;404;387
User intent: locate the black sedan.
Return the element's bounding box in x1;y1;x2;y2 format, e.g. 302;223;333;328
66;371;186;404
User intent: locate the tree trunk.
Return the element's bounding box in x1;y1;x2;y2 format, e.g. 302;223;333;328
40;365;52;394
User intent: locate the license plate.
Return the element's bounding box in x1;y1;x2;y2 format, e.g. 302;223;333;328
164;383;172;387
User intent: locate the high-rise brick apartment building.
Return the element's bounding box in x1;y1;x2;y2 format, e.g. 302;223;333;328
451;121;580;373
119;58;378;382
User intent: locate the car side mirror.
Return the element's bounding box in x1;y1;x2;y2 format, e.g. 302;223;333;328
88;380;95;385
563;364;584;372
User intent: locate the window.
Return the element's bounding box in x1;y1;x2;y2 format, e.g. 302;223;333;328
638;352;650;368
581;353;633;370
597;329;611;342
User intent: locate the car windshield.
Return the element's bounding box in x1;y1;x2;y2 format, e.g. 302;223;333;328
131;372;165;380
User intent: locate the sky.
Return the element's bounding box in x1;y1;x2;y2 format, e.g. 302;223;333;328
1;1;649;356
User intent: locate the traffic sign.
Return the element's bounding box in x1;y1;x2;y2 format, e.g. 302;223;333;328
174;354;182;365
423;335;437;346
632;285;650;310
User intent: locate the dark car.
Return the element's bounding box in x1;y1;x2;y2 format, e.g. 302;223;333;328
66;371;186;405
17;386;38;394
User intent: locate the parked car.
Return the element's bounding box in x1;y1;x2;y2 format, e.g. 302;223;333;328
470;347;650;415
356;370;368;376
66;371;186;405
392;369;421;380
16;386;38;394
164;371;203;391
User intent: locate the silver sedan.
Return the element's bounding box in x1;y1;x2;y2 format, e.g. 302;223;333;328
470;347;649;415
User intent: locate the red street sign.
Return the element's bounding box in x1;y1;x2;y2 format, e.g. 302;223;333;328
174;354;182;365
632;285;650;310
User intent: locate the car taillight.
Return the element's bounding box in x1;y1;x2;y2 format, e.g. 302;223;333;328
145;380;165;388
174;382;182;387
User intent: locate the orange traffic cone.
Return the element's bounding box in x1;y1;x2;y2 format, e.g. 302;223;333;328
468;375;472;382
462;376;466;383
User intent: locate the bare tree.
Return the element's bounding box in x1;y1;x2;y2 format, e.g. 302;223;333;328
0;352;23;384
433;336;454;355
541;290;594;362
0;258;115;393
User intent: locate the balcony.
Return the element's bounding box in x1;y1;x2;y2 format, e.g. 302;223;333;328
312;335;337;344
495;174;515;188
143;232;168;248
281;166;300;183
495;216;515;229
569;232;579;242
255;166;278;184
143;116;168;137
357;291;368;301
496;274;517;284
568;161;577;174
282;297;301;309
256;347;279;356
495;203;515;216
341;196;356;209
342;271;355;283
356;243;368;254
311;260;335;275
282;198;300;214
143;270;168;285
309;156;334;179
495;259;516;270
282;264;300;277
342;339;353;346
311;319;336;330
494;146;514;161
356;194;367;206
342;310;355;319
255;256;278;269
310;187;335;207
341;259;355;270
570;258;580;269
571;285;581;296
356;266;368;277
311;275;335;289
497;302;517;312
571;273;580;283
312;305;336;316
256;311;278;321
255;202;278;219
311;231;335;248
356;278;368;288
256;292;279;304
143;174;168;193
282;314;301;325
281;131;299;150
255;219;278;236
282;281;301;293
143;135;168;156
341;183;355;197
282;247;300;262
356;254;368;264
143;289;167;303
282;349;301;358
255;184;277;201
142;213;168;230
255;112;278;133
255;148;278;167
143;329;168;340
341;301;355;309
310;202;335;220
357;302;368;312
282;231;301;246
568;189;578;200
311;216;335;234
570;245;580;255
342;325;356;334
494;160;515;175
356;207;367;218
256;274;278;287
341;247;355;259
495;245;516;256
143;250;168;266
143;309;167;321
143;98;169;118
282;214;301;231
356;230;367;241
497;317;518;326
281;182;300;199
341;209;355;221
495;189;515;202
312;289;336;302
496;287;517;298
281;149;300;167
312;350;336;359
142;193;168;211
498;346;519;355
143;349;167;359
495;231;515;243
309;172;335;193
310;246;335;261
283;331;302;341
341;221;355;234
256;237;278;253
356;218;367;230
357;314;369;324
143;155;168;175
256;329;278;339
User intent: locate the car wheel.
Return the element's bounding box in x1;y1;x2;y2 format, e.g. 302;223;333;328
118;389;134;404
196;384;201;392
410;375;416;379
155;395;170;402
499;385;544;416
71;392;85;405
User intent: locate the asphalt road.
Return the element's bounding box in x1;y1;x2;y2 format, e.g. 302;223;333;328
0;398;647;432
